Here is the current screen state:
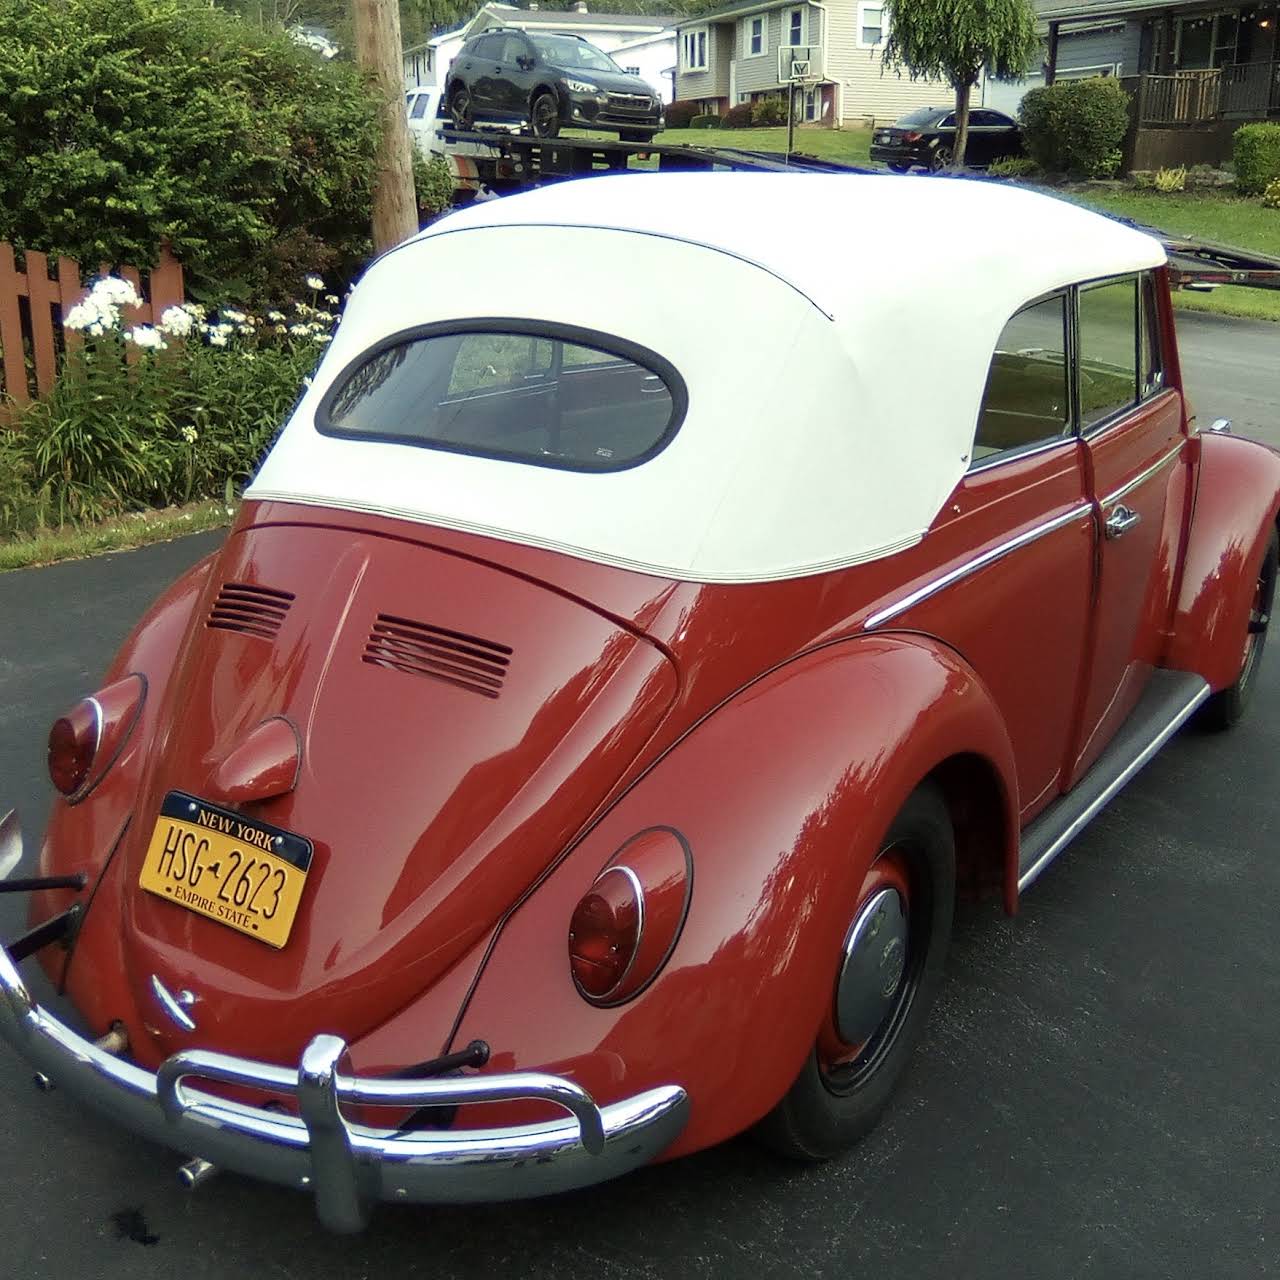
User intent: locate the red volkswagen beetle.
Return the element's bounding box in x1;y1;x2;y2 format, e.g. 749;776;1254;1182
2;174;1277;1231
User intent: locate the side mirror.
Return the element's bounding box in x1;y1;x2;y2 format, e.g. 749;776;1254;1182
518;55;536;70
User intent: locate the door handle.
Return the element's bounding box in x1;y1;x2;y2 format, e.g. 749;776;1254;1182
1104;503;1142;539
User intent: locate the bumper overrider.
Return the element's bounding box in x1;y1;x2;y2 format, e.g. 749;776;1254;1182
0;933;688;1232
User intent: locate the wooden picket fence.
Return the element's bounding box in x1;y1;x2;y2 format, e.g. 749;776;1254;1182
0;241;184;410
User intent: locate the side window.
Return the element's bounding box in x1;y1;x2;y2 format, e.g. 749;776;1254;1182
971;293;1070;466
1079;276;1138;429
409;94;431;119
472;35;501;59
1140;273;1164;398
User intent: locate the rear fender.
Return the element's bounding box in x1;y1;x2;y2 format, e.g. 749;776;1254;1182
435;633;1018;1157
1164;433;1280;689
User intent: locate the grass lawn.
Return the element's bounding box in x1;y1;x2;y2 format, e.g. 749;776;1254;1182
1057;188;1280;323
565;125;874;167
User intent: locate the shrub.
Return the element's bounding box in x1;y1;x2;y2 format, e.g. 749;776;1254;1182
1153;165;1187;193
0;0;380;303
987;155;1039;179
1019;76;1132;177
412;149;455;222
690;114;721;128
750;97;789;127
1234;122;1280;196
1263;178;1280;209
723;103;755;128
665;100;701;128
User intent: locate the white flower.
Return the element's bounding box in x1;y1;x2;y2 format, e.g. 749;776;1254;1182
207;330;229;347
90;276;141;309
64;302;98;332
158;306;194;339
324;293;339;305
86;321;106;337
182;302;207;319
126;325;167;351
237;323;253;336
181;426;199;444
222;308;247;324
313;333;333;345
267;310;285;322
288;323;310;336
302;376;313;387
305;274;324;291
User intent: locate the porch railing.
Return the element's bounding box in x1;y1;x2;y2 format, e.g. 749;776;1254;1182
1220;60;1280;116
1133;69;1220;125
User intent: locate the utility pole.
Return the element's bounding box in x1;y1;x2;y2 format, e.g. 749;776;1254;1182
352;0;419;253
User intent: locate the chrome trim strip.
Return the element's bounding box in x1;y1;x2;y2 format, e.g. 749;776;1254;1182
964;435;1076;476
0;902;689;1232
1100;442;1185;507
149;975;196;1033
597;864;646;997
1017;676;1210;893
864;503;1092;629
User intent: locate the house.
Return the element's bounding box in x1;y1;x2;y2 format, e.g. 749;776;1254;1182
403;3;678;103
1031;0;1280;167
673;0;959;127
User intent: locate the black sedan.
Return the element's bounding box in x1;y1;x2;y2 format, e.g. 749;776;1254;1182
870;106;1022;173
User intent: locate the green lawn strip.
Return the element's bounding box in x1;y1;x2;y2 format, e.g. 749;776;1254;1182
565;125;874;167
0;500;233;574
1168;285;1280;322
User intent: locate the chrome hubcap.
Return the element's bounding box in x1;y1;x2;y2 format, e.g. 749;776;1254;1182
835;887;909;1046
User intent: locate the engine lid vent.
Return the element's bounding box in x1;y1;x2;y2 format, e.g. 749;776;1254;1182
206;582;295;640
363;613;512;699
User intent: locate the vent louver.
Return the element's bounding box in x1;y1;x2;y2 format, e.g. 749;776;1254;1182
206;582;295;640
363;614;512;699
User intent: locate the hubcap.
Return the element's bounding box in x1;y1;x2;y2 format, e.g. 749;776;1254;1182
835;887;909;1046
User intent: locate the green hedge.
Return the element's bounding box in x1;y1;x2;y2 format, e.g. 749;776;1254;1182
1019;76;1131;178
1234;123;1280;196
750;97;788;127
690;114;721;129
722;103;754;128
665;101;701;128
0;0;380;302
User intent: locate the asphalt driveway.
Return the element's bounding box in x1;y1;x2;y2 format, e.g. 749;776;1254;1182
0;313;1277;1278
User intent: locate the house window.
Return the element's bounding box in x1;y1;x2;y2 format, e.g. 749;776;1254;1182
785;6;806;46
1174;12;1241;70
857;1;887;48
624;65;641;75
682;28;708;70
804;86;818;120
745;15;766;57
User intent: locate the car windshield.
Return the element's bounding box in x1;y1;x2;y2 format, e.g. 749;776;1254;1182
531;35;621;73
895;107;943;127
320;329;682;473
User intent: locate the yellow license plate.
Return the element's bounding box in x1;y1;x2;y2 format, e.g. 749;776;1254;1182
139;791;314;949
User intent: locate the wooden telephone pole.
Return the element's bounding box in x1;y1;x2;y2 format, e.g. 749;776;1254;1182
352;0;419;253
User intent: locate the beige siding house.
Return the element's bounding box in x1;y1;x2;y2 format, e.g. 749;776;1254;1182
675;0;961;127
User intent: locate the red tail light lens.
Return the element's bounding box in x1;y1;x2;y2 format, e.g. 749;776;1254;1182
48;700;101;797
903;131;923;143
47;675;146;801
568;827;693;1006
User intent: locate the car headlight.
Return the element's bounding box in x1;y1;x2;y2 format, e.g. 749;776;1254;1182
565;78;599;94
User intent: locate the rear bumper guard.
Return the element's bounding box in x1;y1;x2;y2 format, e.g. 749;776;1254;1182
0;939;688;1231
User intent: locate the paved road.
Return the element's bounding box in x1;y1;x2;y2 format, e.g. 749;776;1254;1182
1175;309;1280;447
0;315;1278;1278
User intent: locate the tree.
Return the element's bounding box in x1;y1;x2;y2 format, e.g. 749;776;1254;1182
882;0;1039;169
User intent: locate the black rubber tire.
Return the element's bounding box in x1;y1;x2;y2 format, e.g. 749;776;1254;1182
1197;527;1278;730
529;91;560;138
620;130;656;144
888;162;912;173
449;85;473;131
754;784;956;1161
929;145;952;173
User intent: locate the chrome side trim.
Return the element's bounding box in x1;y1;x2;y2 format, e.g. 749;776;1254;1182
598;864;646;996
149;975;197;1033
864;503;1092;629
1100;442;1185;507
1017;674;1209;893
965;435;1076;476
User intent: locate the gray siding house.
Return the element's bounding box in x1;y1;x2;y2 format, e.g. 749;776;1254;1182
674;0;956;126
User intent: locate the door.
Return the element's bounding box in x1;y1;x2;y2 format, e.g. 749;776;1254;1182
729;56;737;105
1069;273;1189;781
468;34;506;118
498;33;535;121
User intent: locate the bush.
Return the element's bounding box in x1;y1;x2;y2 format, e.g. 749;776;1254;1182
750;97;789;127
1153;165;1187;192
1019;77;1132;178
1263;178;1280;209
690;114;721;129
412;150;455;222
1234;122;1280;196
987;155;1039;179
723;103;755;129
6;275;333;528
664;100;701;128
0;0;380;303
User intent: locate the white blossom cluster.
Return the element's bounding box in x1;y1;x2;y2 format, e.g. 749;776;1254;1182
64;276;143;337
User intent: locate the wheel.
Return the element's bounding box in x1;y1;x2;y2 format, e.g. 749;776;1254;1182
620;130;656;144
449;85;473;131
755;784;955;1160
1197;528;1278;730
928;145;953;173
888;162;912;174
529;91;560;138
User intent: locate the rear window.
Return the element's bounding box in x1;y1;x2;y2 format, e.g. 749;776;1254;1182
896;107;942;127
318;326;685;473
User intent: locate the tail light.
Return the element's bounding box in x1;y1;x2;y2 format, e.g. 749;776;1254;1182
903;131;923;143
48;674;146;802
568;827;693;1007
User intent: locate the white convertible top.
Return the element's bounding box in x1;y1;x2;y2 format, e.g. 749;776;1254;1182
248;173;1165;583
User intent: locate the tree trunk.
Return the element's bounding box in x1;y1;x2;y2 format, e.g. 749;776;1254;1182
352;0;419;254
951;78;973;170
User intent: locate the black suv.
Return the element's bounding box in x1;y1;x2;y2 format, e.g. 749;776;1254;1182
445;28;664;142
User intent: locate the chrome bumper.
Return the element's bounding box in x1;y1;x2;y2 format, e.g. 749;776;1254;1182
0;941;688;1231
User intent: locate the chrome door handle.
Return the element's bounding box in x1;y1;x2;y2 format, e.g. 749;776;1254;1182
1104;503;1142;539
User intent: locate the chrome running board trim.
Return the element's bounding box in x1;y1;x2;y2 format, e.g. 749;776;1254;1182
1018;669;1210;892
